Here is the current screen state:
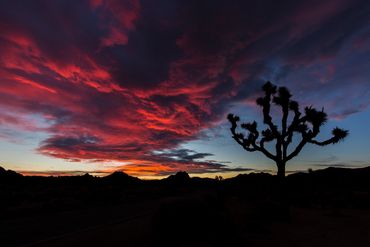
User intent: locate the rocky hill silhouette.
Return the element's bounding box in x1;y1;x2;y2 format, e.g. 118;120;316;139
101;171;141;185
0;166;23;182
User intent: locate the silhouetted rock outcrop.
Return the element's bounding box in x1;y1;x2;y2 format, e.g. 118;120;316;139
101;171;140;185
0;166;23;183
164;171;190;185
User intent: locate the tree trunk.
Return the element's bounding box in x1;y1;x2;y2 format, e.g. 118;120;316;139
276;161;286;178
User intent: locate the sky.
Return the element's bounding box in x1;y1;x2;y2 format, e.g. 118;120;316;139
0;0;369;178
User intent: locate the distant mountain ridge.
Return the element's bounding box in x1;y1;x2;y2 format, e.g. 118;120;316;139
1;166;370;183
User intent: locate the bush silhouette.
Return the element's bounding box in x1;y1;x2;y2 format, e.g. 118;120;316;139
228;81;348;178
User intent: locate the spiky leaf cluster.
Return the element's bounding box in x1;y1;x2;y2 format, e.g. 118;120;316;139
228;81;348;166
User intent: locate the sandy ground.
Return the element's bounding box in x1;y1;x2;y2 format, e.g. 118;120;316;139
2;203;370;247
249;208;370;247
0;199;161;247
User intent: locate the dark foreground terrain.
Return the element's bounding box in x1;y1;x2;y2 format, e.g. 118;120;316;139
1;166;370;247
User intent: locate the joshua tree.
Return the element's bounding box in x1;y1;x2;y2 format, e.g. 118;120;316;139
228;81;348;178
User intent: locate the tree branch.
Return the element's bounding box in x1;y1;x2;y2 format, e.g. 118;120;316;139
228;114;258;152
227;114;276;158
308;127;348;146
285;136;307;162
257;138;276;160
232;134;258;152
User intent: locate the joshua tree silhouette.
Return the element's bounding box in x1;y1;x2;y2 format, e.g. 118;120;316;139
228;81;348;178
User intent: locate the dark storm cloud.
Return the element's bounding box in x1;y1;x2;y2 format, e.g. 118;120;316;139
155;149;214;161
0;0;369;175
46;136;100;148
100;0;182;89
280;2;370;64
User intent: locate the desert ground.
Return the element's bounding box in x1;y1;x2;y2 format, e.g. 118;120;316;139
1;167;370;247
